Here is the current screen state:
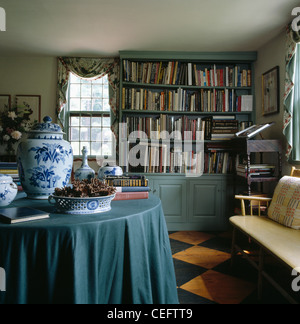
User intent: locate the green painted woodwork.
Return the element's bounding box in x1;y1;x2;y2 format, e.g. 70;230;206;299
147;174;232;231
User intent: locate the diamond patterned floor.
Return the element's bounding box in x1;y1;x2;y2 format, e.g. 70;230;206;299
169;231;294;304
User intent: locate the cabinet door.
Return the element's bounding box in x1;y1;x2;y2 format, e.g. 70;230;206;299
153;179;187;223
188;179;224;230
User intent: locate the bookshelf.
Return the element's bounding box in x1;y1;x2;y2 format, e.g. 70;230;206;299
119;51;257;230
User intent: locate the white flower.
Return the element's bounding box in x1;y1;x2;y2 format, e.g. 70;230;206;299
11;131;22;140
8;111;17;120
3;135;10;142
0;126;3;132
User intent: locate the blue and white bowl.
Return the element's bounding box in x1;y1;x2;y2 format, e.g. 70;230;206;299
48;194;116;215
0;174;18;207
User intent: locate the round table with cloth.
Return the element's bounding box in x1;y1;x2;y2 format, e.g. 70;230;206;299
0;194;179;304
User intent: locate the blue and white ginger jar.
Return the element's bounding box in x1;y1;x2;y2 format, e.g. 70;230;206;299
16;116;73;200
0;174;18;207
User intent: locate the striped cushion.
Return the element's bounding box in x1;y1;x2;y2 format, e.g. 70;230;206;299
268;176;300;229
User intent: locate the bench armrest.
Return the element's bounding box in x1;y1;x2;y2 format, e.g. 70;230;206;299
235;195;272;216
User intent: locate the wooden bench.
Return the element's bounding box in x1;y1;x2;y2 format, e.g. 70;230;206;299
230;168;300;304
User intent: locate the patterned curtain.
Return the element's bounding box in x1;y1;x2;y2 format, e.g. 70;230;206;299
283;25;300;161
56;57;120;141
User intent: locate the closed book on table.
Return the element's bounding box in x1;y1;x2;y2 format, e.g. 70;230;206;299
113;192;149;201
115;186;151;193
0;207;50;224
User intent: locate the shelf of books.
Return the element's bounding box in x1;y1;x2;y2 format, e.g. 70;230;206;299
119;51;257;177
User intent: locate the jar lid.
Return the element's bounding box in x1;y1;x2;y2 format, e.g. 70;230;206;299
29;116;64;135
0;174;13;184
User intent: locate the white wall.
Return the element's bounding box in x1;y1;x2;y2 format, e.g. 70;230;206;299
254;29;292;176
0;56;57;121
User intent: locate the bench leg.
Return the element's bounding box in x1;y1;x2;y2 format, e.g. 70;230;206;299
258;247;264;302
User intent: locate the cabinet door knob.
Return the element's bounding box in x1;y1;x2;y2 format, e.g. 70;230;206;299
153;189;157;194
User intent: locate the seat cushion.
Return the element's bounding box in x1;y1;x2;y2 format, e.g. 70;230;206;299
268;176;300;229
230;216;300;270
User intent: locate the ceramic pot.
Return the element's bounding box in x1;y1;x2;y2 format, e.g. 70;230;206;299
0;174;18;207
16;116;73;200
98;164;123;180
74;146;95;181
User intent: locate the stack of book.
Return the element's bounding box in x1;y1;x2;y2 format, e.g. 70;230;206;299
106;175;150;200
211;118;239;141
0;162;22;190
236;164;276;178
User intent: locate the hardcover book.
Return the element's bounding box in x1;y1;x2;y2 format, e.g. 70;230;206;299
235;122;274;139
0;207;50;224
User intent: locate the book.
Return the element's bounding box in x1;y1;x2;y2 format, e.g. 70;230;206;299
115;186;151;192
113;192;149;201
106;178;148;187
235;123;274;139
0;207;50;224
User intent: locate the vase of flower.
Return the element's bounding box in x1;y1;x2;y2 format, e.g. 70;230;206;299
16;116;73;199
0;107;34;159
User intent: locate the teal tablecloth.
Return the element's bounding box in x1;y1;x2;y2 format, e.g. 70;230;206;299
0;194;178;304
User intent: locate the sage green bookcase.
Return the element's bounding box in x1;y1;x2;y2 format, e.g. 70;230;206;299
119;51;257;231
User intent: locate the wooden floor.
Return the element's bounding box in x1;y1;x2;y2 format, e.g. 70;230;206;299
169;231;293;304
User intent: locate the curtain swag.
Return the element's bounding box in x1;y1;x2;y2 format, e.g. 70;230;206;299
283;24;300;161
56;57;120;142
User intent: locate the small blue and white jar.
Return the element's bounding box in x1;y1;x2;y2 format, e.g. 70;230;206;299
74;146;95;181
0;174;18;207
16;116;73;200
98;164;123;180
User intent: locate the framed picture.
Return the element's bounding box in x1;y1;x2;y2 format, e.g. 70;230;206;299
0;95;11;112
16;95;41;122
262;66;280;116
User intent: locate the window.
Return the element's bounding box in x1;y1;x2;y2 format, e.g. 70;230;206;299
66;73;113;157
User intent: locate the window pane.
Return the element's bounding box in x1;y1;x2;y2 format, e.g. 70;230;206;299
81;116;91;126
91;117;101;127
92;85;102;97
81;99;92;111
82;84;91;97
103;99;110;111
70;98;80;111
103;116;110;127
102;129;112;142
70;116;80;126
91;142;101;155
91;128;101;141
70;84;80;97
70;127;80;141
80;127;90;141
92;99;103;111
103;84;109;98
